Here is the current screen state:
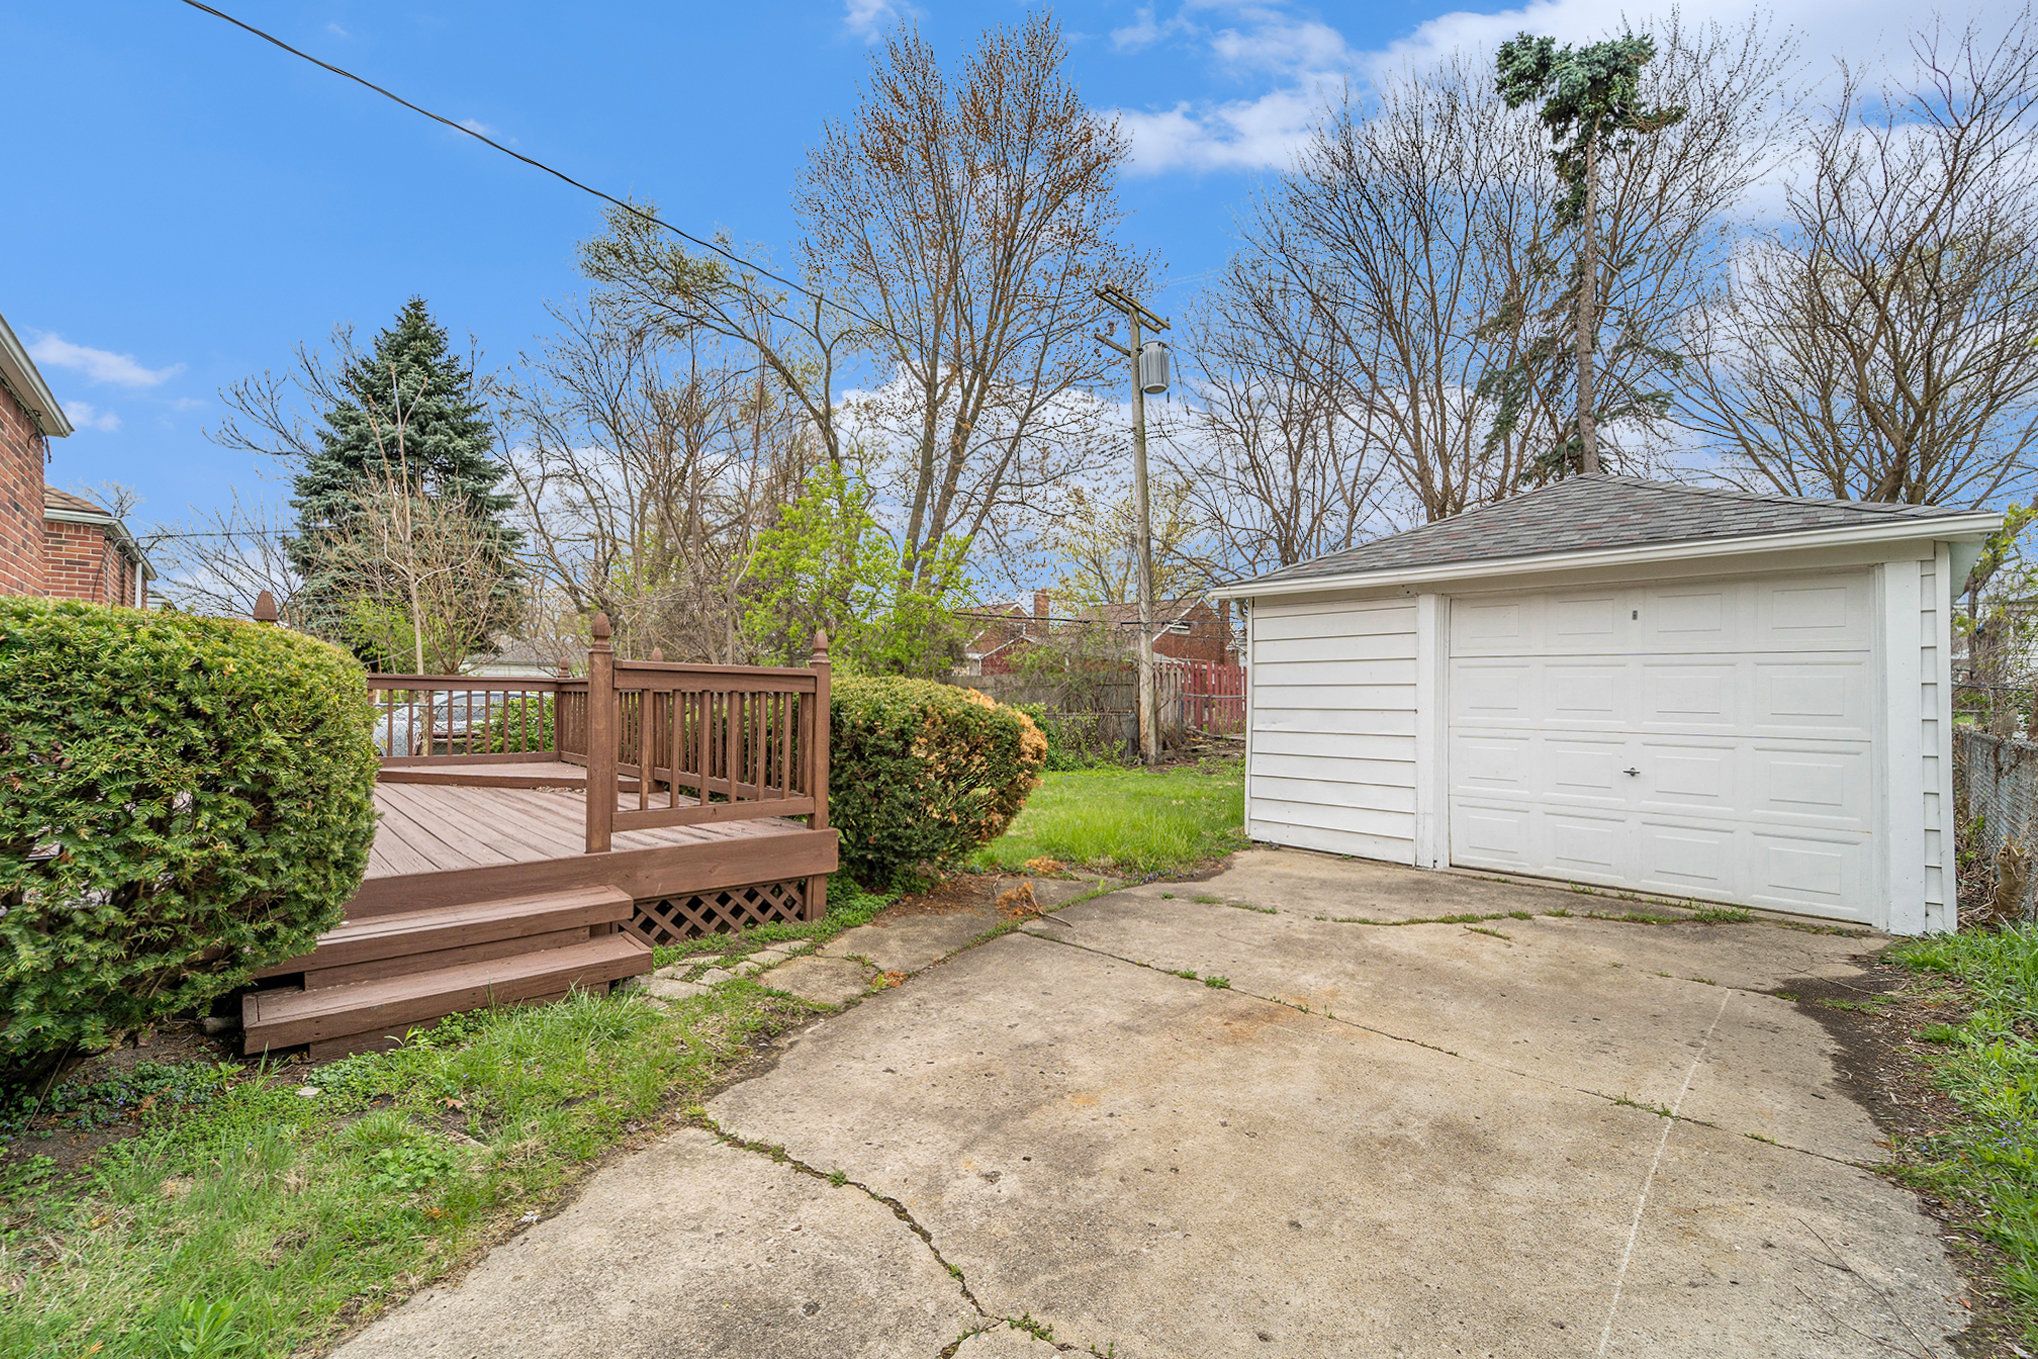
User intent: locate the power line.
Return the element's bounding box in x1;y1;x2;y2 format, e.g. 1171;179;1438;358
173;0;871;329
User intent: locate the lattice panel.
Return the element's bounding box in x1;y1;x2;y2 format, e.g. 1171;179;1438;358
629;878;809;945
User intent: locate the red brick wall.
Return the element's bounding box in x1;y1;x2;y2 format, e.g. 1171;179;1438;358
43;518;138;606
0;385;45;596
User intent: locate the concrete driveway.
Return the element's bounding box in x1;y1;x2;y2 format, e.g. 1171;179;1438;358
335;851;1966;1359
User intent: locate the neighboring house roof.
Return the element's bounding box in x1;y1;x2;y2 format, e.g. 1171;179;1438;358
0;309;72;438
43;486;155;578
1216;475;2000;599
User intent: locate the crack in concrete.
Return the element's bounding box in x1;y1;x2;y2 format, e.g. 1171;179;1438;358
691;1113;1110;1357
1019;926;1870;1171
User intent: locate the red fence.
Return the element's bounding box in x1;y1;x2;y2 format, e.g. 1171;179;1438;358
1173;659;1245;734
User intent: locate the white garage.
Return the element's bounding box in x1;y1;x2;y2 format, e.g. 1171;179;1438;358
1213;477;1999;934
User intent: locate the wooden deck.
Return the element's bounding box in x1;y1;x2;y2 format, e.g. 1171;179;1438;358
243;622;836;1057
367;776;794;879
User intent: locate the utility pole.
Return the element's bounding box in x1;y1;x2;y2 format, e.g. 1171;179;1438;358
1095;284;1170;766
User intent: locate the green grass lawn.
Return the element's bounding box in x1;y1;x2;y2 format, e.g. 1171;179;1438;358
969;757;1246;877
1892;924;2038;1340
0;877;917;1359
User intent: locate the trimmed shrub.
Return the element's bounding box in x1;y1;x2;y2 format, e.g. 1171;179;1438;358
829;678;1047;887
0;600;379;1082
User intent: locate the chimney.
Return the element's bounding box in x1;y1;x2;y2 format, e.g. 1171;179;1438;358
1032;589;1051;622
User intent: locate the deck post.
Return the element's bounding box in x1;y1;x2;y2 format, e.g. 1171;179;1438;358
552;653;572;759
585;613;616;854
806;629;831;921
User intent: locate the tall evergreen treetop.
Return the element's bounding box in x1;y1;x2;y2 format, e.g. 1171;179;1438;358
290;297;514;537
287;297;521;656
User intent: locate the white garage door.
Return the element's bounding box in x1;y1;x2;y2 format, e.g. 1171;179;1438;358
1446;571;1878;921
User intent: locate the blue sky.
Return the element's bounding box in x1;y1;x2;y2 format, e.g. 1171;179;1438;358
0;0;1989;532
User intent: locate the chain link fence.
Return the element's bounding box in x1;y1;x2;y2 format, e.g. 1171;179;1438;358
1954;723;2038;924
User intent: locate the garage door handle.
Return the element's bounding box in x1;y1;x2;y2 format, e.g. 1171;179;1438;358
1623;767;1640;777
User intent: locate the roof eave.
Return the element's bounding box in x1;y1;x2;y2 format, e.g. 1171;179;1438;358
43;504;155;577
0;312;71;438
1211;512;2004;602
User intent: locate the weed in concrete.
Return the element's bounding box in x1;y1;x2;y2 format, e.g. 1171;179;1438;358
1203;975;1232;989
1010;1314;1057;1341
1612;1095;1675;1118
1223;900;1279;915
1170;969;1200;981
1190;892;1223;905
1160;892;1176;900
827;1168;848;1187
1464;925;1509;940
1691;905;1755;924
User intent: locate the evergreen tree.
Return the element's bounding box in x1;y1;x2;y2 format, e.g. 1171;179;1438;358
1491;33;1685;477
287;298;521;661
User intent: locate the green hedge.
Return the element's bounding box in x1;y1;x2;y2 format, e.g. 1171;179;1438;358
0;600;379;1083
829;678;1046;887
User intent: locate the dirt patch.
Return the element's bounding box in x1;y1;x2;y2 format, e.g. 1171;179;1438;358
879;872;1008;919
1;1020;236;1177
1784;953;2029;1357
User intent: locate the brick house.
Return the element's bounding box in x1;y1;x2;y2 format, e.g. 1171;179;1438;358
959;589;1238;675
1;309;151;607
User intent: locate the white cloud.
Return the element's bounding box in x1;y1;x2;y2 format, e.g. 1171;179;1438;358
458;117;497;138
325;21;350;39
64;400;121;433
27;334;183;388
1107;2;1360;174
1107;0;1946;176
843;0;908;42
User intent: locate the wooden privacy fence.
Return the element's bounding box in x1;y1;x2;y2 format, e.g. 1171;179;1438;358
1173;659;1245;734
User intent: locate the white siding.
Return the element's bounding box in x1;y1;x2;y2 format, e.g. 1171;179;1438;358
1920;549;1955;930
1247;594;1418;862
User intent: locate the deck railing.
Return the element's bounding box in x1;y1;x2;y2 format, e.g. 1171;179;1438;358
344;610;829;883
581;615;830;861
367;675;564;763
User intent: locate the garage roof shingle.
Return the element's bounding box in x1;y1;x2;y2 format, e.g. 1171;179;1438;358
1233;475;1980;591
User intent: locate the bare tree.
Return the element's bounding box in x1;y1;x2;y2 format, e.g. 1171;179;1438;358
1214;18;1792;534
1045;477;1206;606
1160;255;1390;572
808;15;1146;580
581;14;1143;586
1268;51;1554;521
1683;16;2038;505
496;302;811;662
313;467;512;674
147;491;301;621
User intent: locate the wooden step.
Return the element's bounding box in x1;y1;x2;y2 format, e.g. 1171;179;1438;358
241;933;652;1056
256;885;634;984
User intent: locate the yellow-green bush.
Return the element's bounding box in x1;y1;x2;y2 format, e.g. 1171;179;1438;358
0;600;378;1082
829;677;1045;886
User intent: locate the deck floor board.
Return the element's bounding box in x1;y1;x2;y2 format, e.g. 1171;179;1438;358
366;775;803;882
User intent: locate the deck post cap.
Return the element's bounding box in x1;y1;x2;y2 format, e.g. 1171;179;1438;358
591;612;612;644
251;589;279;623
812;628;829;658
649;646;665;662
